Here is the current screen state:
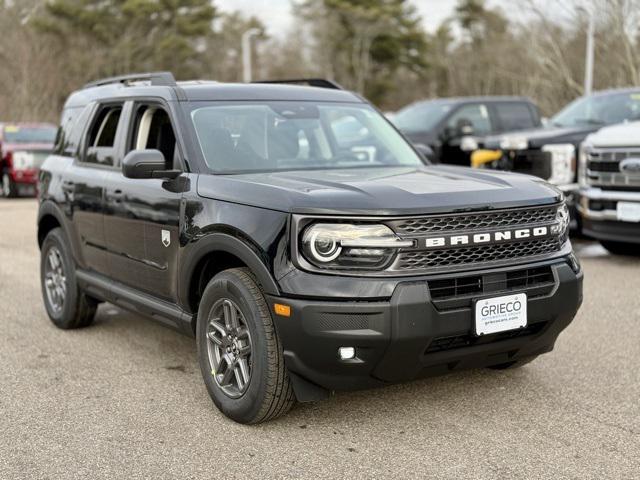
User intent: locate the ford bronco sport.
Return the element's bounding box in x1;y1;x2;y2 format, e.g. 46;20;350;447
38;72;583;424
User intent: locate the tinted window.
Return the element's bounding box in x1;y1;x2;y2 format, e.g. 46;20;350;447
447;104;492;135
84;105;123;166
55;107;92;155
131;105;177;170
495;103;537;131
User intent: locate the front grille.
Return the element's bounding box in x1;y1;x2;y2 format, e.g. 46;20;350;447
428;266;554;300
427;266;556;311
396;238;560;271
586;148;640;187
393;205;557;235
424;322;547;354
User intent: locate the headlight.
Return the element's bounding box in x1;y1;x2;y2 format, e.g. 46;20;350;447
542;143;575;185
301;223;413;270
500;135;528;150
551;202;570;243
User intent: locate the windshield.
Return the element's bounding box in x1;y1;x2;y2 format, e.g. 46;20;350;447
3;125;57;144
392;101;453;132
551;92;640;127
190;102;423;173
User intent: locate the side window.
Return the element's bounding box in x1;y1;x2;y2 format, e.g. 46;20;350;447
55;106;90;155
496;103;537;131
83;105;123;166
447;104;492;135
130;105;177;170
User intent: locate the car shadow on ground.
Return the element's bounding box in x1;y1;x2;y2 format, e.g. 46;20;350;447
89;302;543;429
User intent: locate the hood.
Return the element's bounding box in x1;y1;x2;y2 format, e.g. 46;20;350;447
485;125;597;150
196;166;561;216
585;121;640;148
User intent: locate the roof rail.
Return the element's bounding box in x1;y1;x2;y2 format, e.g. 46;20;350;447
84;72;177;89
252;78;344;90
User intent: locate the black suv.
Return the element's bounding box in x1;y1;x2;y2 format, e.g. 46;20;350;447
38;73;583;424
392;96;542;166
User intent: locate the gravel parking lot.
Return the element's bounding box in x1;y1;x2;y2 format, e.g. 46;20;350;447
1;198;639;479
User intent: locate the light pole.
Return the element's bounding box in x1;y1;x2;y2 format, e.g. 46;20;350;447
583;6;595;96
242;28;261;83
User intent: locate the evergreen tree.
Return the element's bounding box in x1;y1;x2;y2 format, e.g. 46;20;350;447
35;0;216;79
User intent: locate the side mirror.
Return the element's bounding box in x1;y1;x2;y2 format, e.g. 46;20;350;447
122;149;180;179
413;143;435;162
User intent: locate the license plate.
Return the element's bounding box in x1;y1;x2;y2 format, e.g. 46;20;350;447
474;293;527;336
617;202;640;222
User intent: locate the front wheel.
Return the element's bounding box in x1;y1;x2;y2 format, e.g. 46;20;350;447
600;240;640;256
196;268;295;424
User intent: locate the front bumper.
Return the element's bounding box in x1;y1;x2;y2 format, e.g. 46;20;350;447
578;187;640;243
269;258;583;393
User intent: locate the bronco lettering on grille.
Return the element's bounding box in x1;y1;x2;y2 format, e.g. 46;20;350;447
422;226;550;249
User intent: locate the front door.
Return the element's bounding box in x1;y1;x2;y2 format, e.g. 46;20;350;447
103;101;186;302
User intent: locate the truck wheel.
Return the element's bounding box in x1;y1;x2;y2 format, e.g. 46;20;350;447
488;355;538;370
2;172;17;198
40;228;97;329
600;240;639;256
196;267;295;424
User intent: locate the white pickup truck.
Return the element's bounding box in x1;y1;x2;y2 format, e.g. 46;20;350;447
578;122;640;254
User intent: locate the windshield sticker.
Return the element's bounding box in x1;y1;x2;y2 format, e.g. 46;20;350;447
5;125;19;133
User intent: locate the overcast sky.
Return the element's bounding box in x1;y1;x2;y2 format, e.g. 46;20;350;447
215;0;507;36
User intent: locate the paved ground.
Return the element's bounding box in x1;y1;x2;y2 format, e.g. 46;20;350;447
0;198;639;480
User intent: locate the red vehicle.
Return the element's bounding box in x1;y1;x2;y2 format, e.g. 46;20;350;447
0;123;57;198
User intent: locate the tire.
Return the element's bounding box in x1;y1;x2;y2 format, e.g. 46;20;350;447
600;240;640;256
196;267;295;424
2;172;17;198
40;227;97;329
488;355;539;370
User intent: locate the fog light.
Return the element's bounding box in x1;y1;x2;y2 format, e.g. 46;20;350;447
338;347;356;360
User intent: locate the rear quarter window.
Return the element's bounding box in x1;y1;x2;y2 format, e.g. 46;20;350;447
55;106;92;156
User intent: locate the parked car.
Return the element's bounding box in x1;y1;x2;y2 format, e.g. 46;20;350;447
391;96;542;165
0;122;57;197
578;121;640;254
38;72;582;424
482;88;640;226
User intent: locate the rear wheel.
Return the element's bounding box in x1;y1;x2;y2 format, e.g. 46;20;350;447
1;172;16;198
40;228;97;329
600;240;640;256
196;267;295;424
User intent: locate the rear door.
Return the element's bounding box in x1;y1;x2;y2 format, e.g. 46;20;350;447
66;102;126;276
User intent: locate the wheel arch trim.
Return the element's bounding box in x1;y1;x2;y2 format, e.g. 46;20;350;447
179;233;281;311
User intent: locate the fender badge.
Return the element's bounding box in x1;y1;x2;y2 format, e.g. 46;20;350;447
161;230;171;248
